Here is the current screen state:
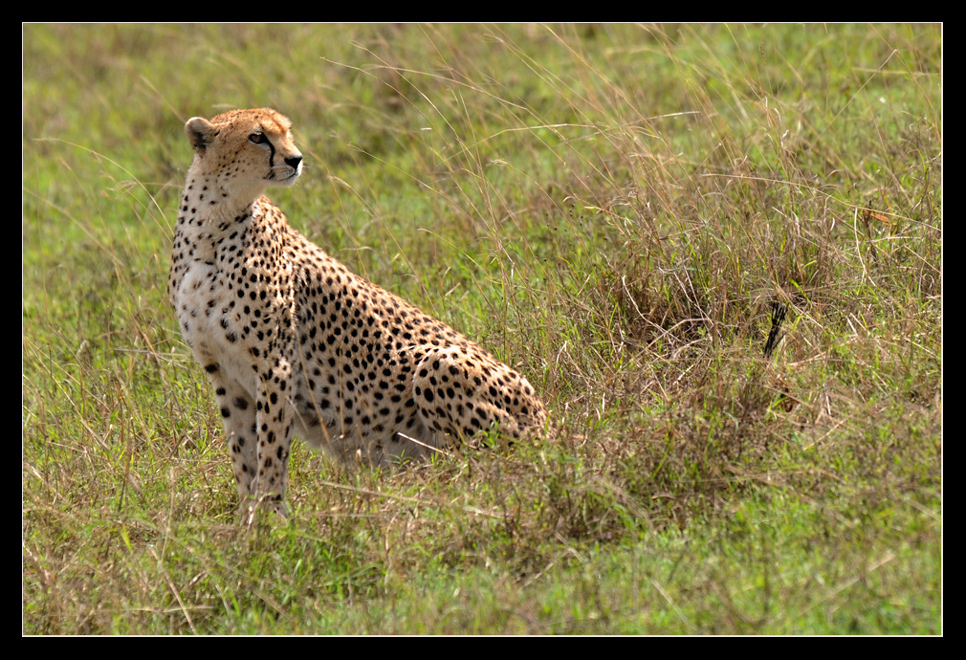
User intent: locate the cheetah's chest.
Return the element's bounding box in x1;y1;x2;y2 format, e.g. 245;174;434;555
174;257;263;388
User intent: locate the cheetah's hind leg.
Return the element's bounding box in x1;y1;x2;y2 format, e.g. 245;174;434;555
411;347;529;450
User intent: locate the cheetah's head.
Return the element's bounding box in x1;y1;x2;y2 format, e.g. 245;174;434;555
184;108;303;204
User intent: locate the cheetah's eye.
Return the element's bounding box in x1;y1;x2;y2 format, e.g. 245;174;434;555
249;132;267;144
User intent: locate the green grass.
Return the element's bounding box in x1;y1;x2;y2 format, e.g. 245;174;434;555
23;23;941;634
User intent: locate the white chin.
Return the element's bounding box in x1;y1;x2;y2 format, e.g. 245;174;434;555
270;171;300;187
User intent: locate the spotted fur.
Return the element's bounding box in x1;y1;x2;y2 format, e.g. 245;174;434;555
169;108;547;513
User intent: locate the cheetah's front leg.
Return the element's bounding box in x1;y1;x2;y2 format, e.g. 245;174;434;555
250;358;296;516
203;363;259;506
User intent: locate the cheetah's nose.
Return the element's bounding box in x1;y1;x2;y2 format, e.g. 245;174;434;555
286;155;303;170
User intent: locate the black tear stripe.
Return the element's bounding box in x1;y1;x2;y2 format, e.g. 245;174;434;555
262;125;278;175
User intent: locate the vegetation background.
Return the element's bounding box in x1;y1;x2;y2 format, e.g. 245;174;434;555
23;23;941;634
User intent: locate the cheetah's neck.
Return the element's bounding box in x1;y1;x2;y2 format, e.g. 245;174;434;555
178;157;277;231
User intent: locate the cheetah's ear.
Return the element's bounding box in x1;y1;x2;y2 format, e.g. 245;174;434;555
185;117;216;153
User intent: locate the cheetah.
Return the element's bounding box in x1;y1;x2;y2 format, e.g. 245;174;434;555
168;108;547;514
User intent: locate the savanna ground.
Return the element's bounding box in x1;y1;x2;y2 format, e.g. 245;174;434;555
22;23;941;634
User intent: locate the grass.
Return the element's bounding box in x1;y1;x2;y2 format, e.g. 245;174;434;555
22;23;941;634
